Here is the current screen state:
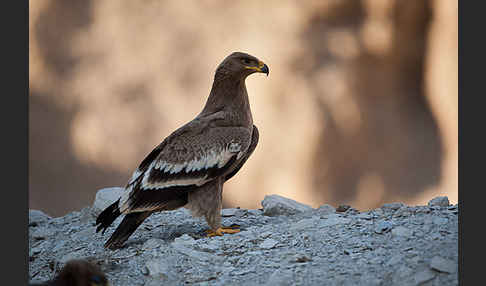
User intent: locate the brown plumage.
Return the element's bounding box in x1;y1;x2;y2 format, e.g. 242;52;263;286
29;259;108;286
96;52;268;249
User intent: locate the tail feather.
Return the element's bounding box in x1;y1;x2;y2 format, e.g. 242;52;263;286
96;200;121;234
103;211;152;250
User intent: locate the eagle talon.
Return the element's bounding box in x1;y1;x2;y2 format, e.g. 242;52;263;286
206;226;241;237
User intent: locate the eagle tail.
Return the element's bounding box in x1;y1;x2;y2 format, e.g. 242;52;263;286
95;200;121;235
103;211;151;250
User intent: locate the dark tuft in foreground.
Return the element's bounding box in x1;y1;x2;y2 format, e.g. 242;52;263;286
29;259;108;286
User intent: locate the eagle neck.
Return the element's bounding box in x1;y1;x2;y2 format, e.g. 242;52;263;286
201;76;253;127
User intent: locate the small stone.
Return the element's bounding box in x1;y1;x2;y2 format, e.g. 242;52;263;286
317;204;335;215
414;269;436;285
29;210;51;226
291;253;312;263
432;217;448;225
231;269;251;276
373;208;384;216
30;227;55;240
30;243;45;256
386;254;402;266
391;226;413;237
173;234;196;245
382;202;405;211
265;269;294;286
261;195;313;216
428;196;449;207
357;212;372;220
198;240;220;253
290;218;317;231
59;252;84;264
247;209;263;216
447;204;457;210
391;265;414;285
374;221;392;234
260;238;278;249
429;256;456;273
221;208;246;217
142;238;164;250
145;258;169;278
393;207;412;217
321;215;351;227
52;240;66;252
259;231;273;239
92;187;125;214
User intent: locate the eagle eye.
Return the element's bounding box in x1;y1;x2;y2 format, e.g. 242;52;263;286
241;58;251;65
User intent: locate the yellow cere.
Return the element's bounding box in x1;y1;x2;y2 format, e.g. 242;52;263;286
245;61;265;72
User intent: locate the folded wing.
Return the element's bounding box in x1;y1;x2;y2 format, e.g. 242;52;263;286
118;125;252;213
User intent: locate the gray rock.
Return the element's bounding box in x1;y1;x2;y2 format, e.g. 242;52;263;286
386;254;403;266
248;209;263;216
59;251;84;264
391;265;415;285
432;217;449;225
357;212;372;220
373;208;384;216
29;209;51;226
290;253;312;263
374;221;393;234
259;231;273;239
321;215;351;227
391;226;413;237
30;243;45;256
414;269;436;285
265;269;294;286
172;235;222;263
92;187;125;214
142;238;164;250
145;258;169;278
317;204;335;215
198;239;220;253
429;256;456;273
382;202;405;211
173;234;196;246
290;218;317;231
393;207;412;217
30;227;55;240
221;208;246;217
261;195;313;216
260;238;279;249
428;196;450;207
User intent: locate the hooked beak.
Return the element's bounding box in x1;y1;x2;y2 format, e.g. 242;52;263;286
245;60;269;76
258;60;269;76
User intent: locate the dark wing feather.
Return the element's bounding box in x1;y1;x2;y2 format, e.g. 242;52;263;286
225;125;259;182
118;124;252;213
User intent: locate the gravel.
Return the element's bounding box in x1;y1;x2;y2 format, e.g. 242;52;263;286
29;192;458;285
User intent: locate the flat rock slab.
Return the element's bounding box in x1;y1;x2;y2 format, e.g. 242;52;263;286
29;210;51;226
92;187;125;214
261;194;313;216
428;196;450;207
429;256;457;273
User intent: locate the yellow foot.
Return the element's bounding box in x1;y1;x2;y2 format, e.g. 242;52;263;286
206;225;240;237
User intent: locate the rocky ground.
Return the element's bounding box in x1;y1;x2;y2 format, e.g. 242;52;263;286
29;189;458;286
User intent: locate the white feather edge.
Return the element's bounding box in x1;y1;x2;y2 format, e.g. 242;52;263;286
118;145;242;212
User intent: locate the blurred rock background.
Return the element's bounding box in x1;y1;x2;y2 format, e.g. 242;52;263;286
29;0;457;217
